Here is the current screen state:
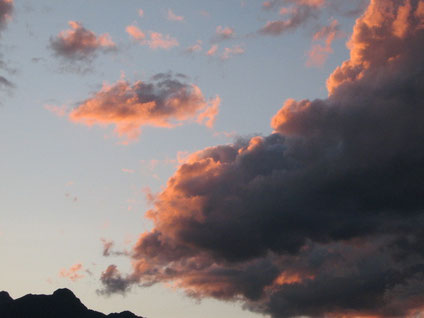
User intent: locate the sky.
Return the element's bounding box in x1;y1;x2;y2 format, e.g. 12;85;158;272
1;0;424;317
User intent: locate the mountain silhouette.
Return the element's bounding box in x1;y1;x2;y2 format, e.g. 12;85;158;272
0;288;144;318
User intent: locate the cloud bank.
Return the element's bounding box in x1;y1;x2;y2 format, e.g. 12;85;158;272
67;73;220;142
100;0;424;317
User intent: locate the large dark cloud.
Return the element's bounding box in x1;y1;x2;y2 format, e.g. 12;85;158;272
100;0;424;317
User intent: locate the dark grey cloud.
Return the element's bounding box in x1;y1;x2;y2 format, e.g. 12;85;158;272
101;1;424;317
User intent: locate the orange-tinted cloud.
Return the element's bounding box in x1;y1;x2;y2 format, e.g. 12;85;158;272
99;1;424;317
327;0;423;95
126;25;179;50
68;73;220;142
206;44;218;56
167;9;184;22
126;25;145;42
59;263;84;282
214;26;235;41
306;19;344;67
220;44;245;60
50;21;115;60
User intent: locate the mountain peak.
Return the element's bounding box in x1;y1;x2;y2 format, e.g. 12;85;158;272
0;289;144;318
52;288;77;299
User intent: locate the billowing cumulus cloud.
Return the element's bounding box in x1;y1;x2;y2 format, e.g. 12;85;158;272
50;21;115;60
67;73;220;142
99;1;424;317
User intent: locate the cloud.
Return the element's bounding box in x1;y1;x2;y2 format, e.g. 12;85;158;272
185;40;202;54
0;0;13;31
138;9;144;17
214;26;235;41
0;0;13;92
98;265;135;296
220;44;245;60
260;5;318;35
59;263;84;282
206;44;218;56
126;25;146;42
100;1;424;317
126;25;179;50
101;238;129;257
66;73;220;142
50;21;115;61
306;19;344;67
149;32;179;50
167;9;184;22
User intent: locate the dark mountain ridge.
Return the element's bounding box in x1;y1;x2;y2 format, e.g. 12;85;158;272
0;288;144;318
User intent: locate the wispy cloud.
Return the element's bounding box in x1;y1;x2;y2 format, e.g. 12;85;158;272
167;9;184;22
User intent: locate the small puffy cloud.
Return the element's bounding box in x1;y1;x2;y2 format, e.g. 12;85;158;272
126;25;145;42
221;44;245;60
138;9;144;17
206;44;218;56
214;26;235;41
59;263;84;282
167;9;184;22
185;40;202;54
50;21;115;61
0;0;13;31
98;265;135;296
126;25;179;50
149;32;179;50
67;73;220;142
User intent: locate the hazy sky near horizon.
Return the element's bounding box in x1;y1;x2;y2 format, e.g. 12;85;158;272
4;1;423;318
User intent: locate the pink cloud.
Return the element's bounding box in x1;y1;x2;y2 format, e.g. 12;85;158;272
149;32;179;50
138;9;144;17
50;21;115;60
59;263;84;282
306;19;344;67
206;44;219;56
215;26;235;41
126;25;145;42
0;0;13;30
68;74;220;142
126;26;178;50
221;45;245;60
185;40;202;54
167;9;184;22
